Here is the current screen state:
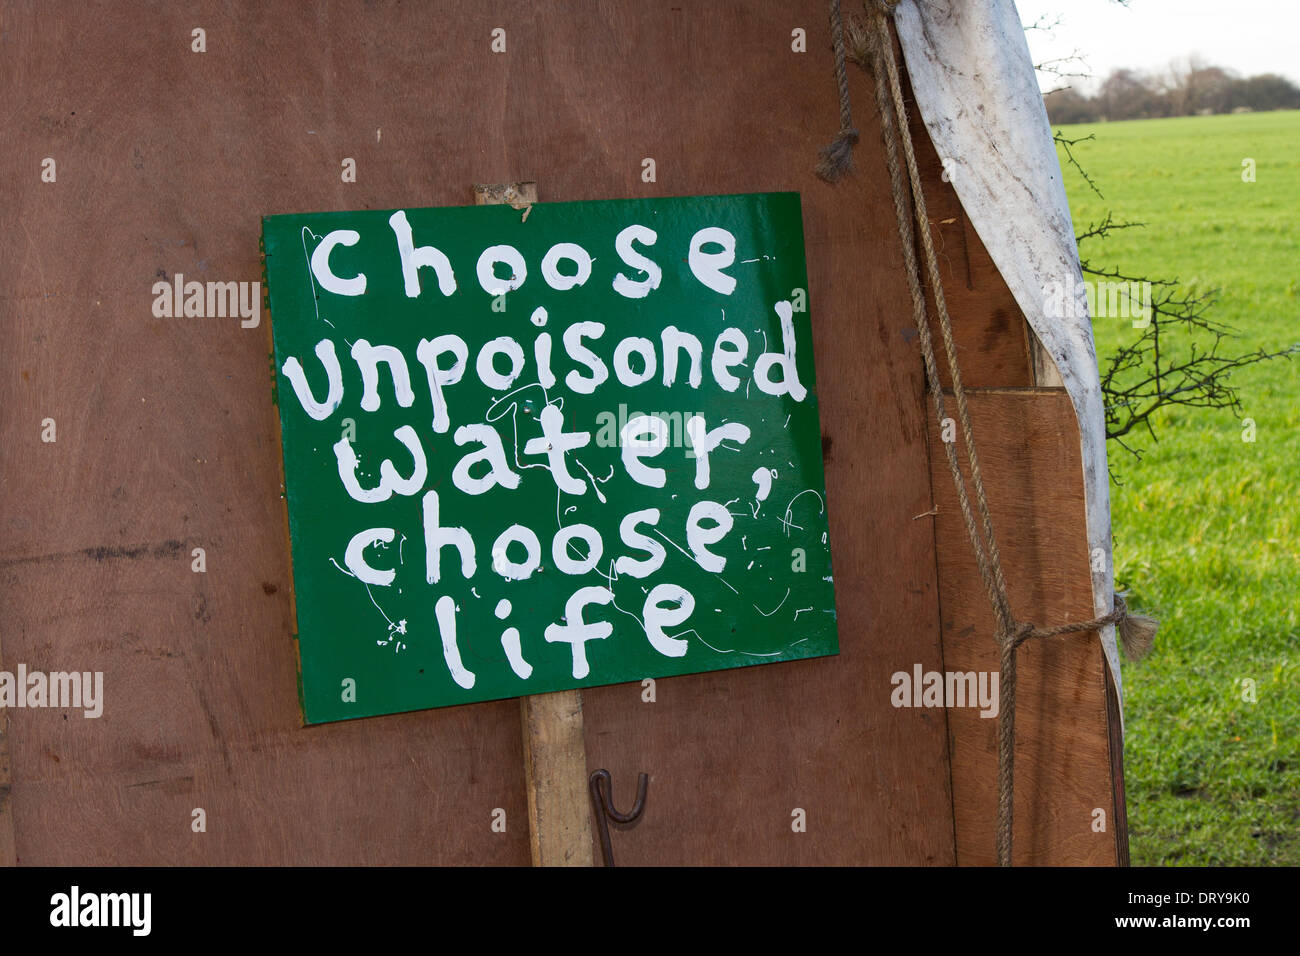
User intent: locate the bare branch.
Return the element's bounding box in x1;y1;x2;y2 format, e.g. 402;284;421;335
1074;211;1147;244
1054;130;1104;199
1035;52;1091;81
1031;13;1295;470
1022;13;1065;32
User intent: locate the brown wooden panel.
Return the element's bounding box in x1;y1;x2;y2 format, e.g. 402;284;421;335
0;541;530;864
899;48;1039;391
925;390;1118;866
1104;660;1131;866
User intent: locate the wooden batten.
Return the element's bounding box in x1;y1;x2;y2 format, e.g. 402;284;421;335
925;391;1117;865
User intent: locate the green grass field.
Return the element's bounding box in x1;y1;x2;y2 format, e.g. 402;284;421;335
1053;110;1300;865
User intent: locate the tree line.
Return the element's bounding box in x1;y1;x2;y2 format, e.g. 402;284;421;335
1045;57;1300;124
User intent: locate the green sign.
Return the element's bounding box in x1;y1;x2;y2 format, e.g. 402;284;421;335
263;192;839;723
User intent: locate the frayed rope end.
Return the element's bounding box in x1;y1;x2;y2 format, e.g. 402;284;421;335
816;127;859;182
845;10;877;68
1115;593;1158;660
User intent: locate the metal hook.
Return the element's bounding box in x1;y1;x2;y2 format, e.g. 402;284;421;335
589;768;648;867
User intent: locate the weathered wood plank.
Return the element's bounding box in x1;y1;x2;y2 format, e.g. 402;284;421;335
519;692;592;866
926;390;1118;865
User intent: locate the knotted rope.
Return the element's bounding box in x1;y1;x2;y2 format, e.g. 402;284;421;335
816;0;860;181
827;0;1156;866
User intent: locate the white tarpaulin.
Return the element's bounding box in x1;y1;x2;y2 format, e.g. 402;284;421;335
892;0;1123;702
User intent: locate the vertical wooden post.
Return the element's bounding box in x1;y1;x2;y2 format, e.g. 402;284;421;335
519;689;592;866
474;181;594;867
1026;328;1065;388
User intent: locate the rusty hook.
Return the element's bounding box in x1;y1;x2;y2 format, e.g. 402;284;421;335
589;768;648;867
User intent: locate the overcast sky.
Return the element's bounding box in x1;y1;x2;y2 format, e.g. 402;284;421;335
1014;0;1300;93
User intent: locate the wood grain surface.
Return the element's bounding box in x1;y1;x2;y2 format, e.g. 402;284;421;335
0;1;1120;865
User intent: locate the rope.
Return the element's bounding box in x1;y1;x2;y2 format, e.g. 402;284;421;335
846;0;1156;866
816;0;860;181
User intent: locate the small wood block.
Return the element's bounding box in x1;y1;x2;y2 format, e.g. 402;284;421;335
473;182;538;210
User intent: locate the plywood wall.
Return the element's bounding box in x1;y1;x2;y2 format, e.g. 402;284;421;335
0;0;1121;865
